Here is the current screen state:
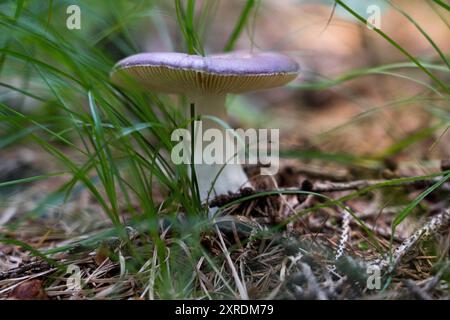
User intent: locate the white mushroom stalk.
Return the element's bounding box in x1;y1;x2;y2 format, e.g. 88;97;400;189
188;93;250;201
111;51;300;206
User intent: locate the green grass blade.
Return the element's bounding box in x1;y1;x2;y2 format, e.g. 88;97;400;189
432;0;450;11
0;172;67;188
392;172;450;231
0;237;63;268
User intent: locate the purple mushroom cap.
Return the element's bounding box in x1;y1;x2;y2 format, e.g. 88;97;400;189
111;51;300;94
114;51;299;75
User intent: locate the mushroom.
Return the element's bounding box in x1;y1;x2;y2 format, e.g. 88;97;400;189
111;51;299;203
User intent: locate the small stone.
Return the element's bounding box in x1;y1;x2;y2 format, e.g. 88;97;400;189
10;279;48;300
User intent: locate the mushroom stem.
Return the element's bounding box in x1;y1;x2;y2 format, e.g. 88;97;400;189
188;94;250;202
